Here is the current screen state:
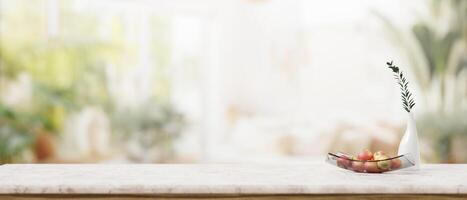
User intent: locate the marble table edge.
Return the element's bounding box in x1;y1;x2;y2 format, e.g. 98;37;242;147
0;185;466;195
1;164;466;195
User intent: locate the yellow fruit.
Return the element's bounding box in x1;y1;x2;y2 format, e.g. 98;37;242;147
376;155;391;170
373;151;386;160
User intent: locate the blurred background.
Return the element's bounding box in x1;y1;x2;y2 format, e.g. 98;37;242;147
0;0;465;164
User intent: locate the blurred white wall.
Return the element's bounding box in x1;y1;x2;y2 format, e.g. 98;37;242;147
86;0;427;162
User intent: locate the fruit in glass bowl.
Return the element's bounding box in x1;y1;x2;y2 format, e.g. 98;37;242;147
336;155;352;169
357;149;374;161
326;150;415;173
351;160;365;172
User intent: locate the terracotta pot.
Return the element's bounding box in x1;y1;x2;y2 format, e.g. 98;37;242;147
34;131;56;162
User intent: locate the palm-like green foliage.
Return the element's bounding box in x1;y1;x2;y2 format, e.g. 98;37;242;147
376;0;466;113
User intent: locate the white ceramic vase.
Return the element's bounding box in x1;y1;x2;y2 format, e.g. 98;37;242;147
397;112;421;169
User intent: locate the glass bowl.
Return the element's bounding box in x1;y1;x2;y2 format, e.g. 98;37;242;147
326;152;415;173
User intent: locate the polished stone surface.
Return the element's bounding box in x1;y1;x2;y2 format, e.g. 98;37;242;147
0;164;465;195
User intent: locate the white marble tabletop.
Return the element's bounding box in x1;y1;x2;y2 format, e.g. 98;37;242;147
0;163;466;195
